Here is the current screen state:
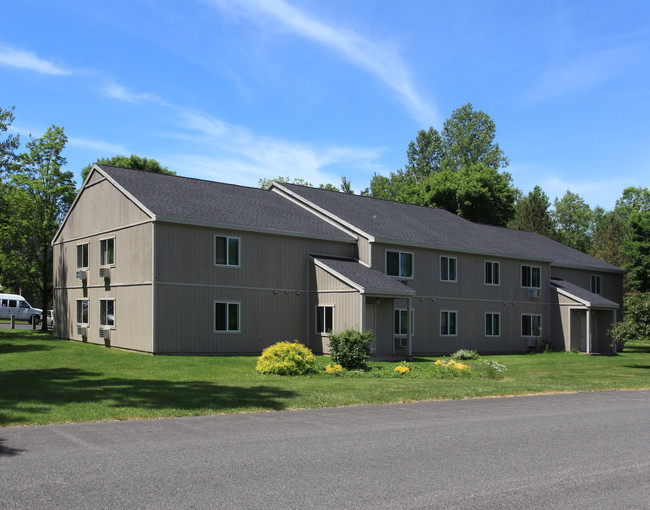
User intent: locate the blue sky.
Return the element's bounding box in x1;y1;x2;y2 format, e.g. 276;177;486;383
2;0;648;210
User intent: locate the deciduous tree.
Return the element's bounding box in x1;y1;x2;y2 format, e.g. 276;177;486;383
552;191;595;253
509;185;554;237
81;154;174;182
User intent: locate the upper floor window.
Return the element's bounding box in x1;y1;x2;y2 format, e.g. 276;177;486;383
522;314;542;337
485;312;500;337
521;265;541;288
440;256;457;282
215;301;240;332
485;261;500;286
386;250;413;278
591;275;602;295
100;299;115;328
77;243;89;269
440;310;457;336
316;305;334;334
100;238;115;267
215;236;240;266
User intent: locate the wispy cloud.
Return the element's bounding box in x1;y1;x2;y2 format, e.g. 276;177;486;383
168;108;385;187
526;47;635;102
0;46;70;75
103;81;165;104
208;0;438;126
67;136;129;155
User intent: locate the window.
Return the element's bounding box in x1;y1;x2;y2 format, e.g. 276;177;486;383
100;238;115;266
485;312;500;337
485;261;500;286
521;265;541;288
386;250;413;278
77;243;89;269
440;256;457;282
76;299;89;324
19;300;29;309
215;302;240;332
394;309;414;336
440;311;457;336
215;236;240;266
591;275;602;295
100;299;115;328
316;305;334;334
522;314;542;337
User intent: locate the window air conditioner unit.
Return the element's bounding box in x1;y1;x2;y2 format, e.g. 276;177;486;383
394;338;408;349
99;267;111;278
527;288;541;298
527;337;537;348
75;270;87;280
99;328;111;339
77;326;87;336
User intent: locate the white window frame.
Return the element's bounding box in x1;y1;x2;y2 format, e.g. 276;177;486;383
484;260;500;286
440;256;457;282
521;314;542;337
591;275;602;295
385;250;414;279
76;243;89;269
316;305;334;334
485;312;500;337
99;237;115;267
214;235;240;267
99;299;115;328
76;299;89;325
394;309;415;337
214;301;240;333
440;310;458;336
521;265;541;289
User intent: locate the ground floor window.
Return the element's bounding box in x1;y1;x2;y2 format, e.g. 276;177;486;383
316;305;333;334
521;314;542;337
394;309;414;336
485;312;500;337
215;302;240;332
99;299;115;327
76;299;89;324
441;310;457;336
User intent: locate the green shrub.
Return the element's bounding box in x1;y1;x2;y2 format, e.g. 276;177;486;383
256;341;316;375
451;349;479;360
610;291;650;350
328;328;373;370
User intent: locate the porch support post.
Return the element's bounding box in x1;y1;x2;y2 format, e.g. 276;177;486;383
612;309;618;354
407;297;413;358
586;308;592;354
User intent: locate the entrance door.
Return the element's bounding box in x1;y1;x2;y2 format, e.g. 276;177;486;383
579;311;587;352
365;305;377;354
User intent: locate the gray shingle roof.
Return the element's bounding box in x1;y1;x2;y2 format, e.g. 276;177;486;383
312;257;415;296
96;165;355;242
277;183;623;273
550;278;619;308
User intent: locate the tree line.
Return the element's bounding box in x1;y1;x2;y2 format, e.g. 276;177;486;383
1;103;648;339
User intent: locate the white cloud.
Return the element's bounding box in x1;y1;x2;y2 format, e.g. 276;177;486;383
169;109;385;187
67;137;129;155
103;82;165;104
208;0;438;126
0;46;70;75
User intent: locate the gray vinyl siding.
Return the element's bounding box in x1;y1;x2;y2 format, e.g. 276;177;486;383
153;223;355;354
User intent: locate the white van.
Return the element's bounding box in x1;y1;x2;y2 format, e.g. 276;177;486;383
0;293;43;325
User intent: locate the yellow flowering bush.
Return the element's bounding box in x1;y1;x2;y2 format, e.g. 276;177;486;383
433;358;471;376
256;341;316;375
394;365;410;375
325;363;343;374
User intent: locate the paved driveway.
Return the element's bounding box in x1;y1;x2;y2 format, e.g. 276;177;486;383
1;390;649;509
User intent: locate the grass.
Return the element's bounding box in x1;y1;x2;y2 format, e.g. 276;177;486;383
1;329;649;427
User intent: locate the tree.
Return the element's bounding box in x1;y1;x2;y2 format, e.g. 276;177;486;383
552;191;595;253
0;125;76;328
614;186;650;220
591;210;629;268
0;106;20;174
81;154;174;182
258;176;313;189
621;210;650;292
367;103;514;224
609;291;650;348
509;185;554;237
423;164;516;226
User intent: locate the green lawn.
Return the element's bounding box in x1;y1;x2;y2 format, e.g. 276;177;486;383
1;329;649;427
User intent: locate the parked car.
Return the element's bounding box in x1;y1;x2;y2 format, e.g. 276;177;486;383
46;309;54;328
0;293;43;324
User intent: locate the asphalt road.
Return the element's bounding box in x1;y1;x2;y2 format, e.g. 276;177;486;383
1;390;649;509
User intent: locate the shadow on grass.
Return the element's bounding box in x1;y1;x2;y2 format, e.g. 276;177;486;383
0;343;55;354
0;368;297;426
624;343;650;354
